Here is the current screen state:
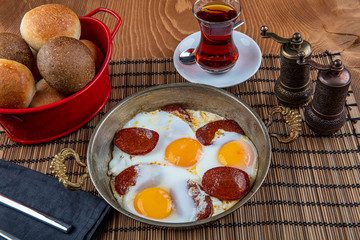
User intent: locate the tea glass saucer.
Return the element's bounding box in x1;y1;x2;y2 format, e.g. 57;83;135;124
173;31;262;88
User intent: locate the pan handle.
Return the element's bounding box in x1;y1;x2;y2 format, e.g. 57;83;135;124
84;8;122;39
265;106;302;143
50;148;89;190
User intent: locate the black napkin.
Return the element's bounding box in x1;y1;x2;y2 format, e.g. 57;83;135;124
0;159;111;240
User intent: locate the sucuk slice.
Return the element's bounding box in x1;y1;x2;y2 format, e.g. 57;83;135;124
114;165;138;195
196;120;244;145
202;166;250;201
187;181;213;221
113;127;159;155
162;104;192;123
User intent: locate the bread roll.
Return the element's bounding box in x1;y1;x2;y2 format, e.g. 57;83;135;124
0;33;34;70
37;36;95;94
81;39;105;72
20;4;81;51
0;59;35;109
29;79;67;108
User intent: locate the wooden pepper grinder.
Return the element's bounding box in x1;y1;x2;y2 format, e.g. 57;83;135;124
297;51;352;135
260;26;313;106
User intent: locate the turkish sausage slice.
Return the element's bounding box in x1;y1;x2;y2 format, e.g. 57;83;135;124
162;104;192;123
202;166;250;200
113;127;159;155
187;181;213;220
196;120;244;145
114;165;138;195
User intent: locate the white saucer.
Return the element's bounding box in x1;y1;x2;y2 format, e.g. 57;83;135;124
173;31;262;88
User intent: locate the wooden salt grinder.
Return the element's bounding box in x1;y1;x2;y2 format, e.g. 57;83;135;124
297;51;352;135
260;26;313;106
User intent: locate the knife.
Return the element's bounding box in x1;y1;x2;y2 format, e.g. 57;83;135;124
0;193;72;233
0;229;21;240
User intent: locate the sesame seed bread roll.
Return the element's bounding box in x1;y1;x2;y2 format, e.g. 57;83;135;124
20;4;81;51
0;59;35;109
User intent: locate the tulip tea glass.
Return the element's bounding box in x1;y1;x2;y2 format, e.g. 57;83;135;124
193;0;241;73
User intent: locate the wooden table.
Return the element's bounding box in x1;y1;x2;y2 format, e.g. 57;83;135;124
0;0;359;107
1;2;360;239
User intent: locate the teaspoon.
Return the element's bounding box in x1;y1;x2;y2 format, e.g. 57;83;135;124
179;20;244;65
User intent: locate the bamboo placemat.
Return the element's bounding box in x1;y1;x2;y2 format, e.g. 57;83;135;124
1;53;360;239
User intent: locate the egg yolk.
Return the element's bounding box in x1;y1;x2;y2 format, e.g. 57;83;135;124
218;140;254;169
134;187;172;219
165;138;203;167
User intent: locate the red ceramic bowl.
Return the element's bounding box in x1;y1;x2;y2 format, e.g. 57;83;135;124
0;8;122;144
